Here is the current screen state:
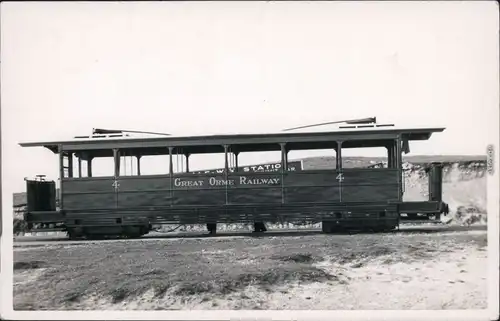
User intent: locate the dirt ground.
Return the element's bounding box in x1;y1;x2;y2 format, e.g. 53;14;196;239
13;228;487;310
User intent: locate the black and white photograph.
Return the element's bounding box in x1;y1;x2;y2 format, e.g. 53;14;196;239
1;1;499;320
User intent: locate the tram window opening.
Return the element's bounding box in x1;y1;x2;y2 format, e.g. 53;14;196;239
80;160;89;178
91;157;115;177
119;155;140;177
287;148;337;170
71;154;89;178
171;152;190;174
62;154;70;178
139;155;170;176
340;143;391;169
188;149;226;174
63;168;70;178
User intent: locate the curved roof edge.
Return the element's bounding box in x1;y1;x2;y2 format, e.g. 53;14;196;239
19;126;446;154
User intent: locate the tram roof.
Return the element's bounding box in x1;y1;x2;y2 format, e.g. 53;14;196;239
19;125;445;155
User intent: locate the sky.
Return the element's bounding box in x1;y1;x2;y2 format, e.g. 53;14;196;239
1;1;499;213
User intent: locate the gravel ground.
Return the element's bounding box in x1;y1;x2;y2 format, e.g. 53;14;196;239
13;228;487;310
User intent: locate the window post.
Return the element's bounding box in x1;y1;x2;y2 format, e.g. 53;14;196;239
280;143;288;172
234;151;239;172
87;156;93;177
168;147;174;206
280;143;287;203
396;136;403;200
78;155;82;178
387;141;396;169
136;155;142;176
185;153;190;173
113;149;120;178
336;141;343;170
68;152;74;178
168;148;174;175
224;145;229;172
337;141;343;202
224;145;229;204
58;145;64;209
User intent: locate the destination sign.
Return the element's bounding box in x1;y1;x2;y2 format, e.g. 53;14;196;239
190;160;302;175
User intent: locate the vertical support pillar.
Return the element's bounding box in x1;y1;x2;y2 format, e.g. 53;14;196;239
87;157;93;178
394;139;399;169
68;152;74;178
333;146;338;169
387;143;395;169
280;143;287;204
137;155;142;176
169;148;174;175
234;151;239;172
336;141;343;170
112;149;120;209
185;153;190;173
396;137;403;227
78;156;82;178
168;147;174;206
224;145;229;205
224;145;229;172
58;145;64;209
113;148;120;208
396;136;403;201
113;149;120;178
281;143;288;170
337;141;343;202
180;149;184;172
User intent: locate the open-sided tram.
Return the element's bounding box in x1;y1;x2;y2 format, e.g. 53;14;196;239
19;119;450;239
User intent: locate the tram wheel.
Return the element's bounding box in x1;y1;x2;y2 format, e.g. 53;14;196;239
67;227;84;240
253;222;267;233
122;226;146;239
207;223;217;235
322;221;342;234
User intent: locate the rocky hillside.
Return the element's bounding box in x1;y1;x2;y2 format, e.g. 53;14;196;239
301;155;487;223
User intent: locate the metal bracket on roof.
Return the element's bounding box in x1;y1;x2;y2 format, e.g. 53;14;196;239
92;128;171;137
282;117;377;132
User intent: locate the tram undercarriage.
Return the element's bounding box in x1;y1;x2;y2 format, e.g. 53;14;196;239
23;200;448;240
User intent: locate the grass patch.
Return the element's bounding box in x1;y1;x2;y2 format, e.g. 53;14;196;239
13;230;487;310
14;260;45;270
271;253;318;263
174;264;334;296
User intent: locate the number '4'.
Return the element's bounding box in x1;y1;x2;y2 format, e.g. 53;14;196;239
336;173;344;182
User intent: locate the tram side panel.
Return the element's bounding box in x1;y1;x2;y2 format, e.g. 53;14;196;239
283;168;399;203
340;168;400;205
63;178;117;210
284;168;400;223
62;177;124;229
59;168;401;229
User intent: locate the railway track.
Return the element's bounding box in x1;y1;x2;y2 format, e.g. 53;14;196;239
14;218;447;237
13;223;487;248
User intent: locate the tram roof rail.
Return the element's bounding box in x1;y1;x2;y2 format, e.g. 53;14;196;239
282;117;377;132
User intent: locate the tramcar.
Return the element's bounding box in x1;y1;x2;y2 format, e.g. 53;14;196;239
18;119;450;239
